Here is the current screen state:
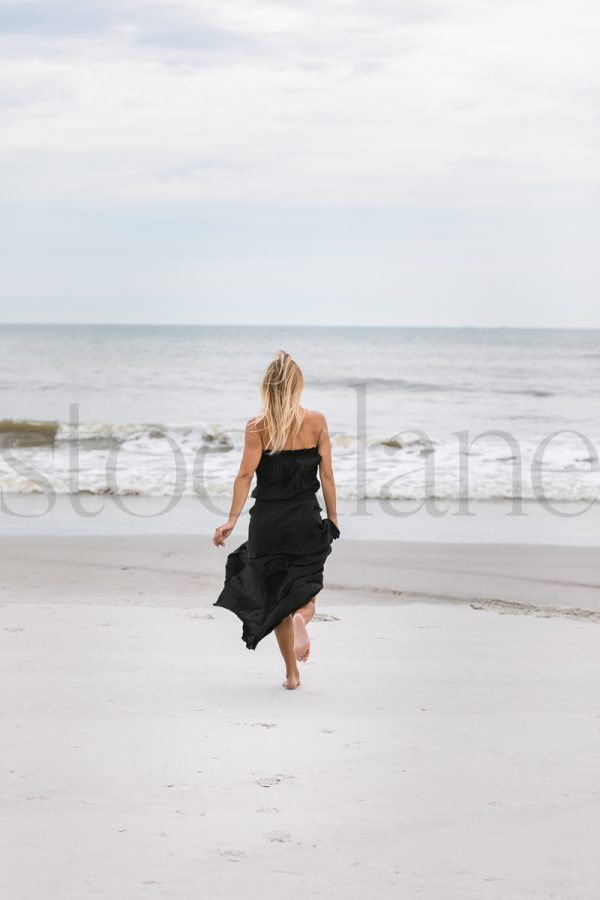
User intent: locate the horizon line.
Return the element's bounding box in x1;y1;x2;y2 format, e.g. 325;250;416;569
1;321;599;331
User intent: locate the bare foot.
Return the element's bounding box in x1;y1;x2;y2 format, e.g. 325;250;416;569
282;671;301;690
292;612;311;662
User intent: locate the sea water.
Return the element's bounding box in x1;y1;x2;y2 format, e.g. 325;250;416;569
0;324;598;509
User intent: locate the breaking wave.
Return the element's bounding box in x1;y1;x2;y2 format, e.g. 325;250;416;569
0;418;598;503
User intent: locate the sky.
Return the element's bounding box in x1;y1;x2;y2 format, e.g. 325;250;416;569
0;0;598;327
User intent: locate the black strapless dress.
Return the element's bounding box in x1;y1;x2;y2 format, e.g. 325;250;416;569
213;446;340;650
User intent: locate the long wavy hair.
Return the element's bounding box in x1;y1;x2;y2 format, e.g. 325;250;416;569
255;350;305;453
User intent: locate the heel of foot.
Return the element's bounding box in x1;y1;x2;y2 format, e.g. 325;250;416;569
292;612;311;662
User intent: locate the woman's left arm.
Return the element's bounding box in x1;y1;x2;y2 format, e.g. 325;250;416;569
213;420;263;547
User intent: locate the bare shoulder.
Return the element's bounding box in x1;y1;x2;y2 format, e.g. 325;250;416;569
303;408;329;446
245;417;267;452
303;408;327;429
246;415;266;434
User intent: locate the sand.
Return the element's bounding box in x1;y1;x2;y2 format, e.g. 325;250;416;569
1;535;599;899
1;534;599;614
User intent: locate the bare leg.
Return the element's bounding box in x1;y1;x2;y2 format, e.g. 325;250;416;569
293;598;316;662
274;615;300;690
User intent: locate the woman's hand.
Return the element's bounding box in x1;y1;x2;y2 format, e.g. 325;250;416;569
213;518;237;547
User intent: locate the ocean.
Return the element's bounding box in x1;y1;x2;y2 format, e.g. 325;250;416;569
0;323;598;504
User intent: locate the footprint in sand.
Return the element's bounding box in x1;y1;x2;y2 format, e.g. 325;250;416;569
267;831;292;843
218;850;248;862
255;775;291;788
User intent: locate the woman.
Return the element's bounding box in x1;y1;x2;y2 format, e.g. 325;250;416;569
212;350;341;690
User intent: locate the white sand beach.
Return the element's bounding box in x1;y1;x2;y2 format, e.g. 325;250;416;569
1;535;599;899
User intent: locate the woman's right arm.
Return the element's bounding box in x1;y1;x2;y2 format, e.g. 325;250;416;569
212;419;263;547
316;413;339;530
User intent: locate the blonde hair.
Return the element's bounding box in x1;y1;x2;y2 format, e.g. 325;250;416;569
254;350;304;453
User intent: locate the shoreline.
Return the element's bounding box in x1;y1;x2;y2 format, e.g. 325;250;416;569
2;533;599;619
1;494;599;546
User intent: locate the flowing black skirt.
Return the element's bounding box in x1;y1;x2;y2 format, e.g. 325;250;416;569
213;490;340;650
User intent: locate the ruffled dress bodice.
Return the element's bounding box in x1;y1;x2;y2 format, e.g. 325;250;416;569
250;447;321;501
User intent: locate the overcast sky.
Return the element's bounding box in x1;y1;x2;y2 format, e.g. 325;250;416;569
0;0;598;327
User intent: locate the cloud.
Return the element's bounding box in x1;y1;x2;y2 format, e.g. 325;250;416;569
0;1;256;52
0;0;598;324
0;0;597;206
